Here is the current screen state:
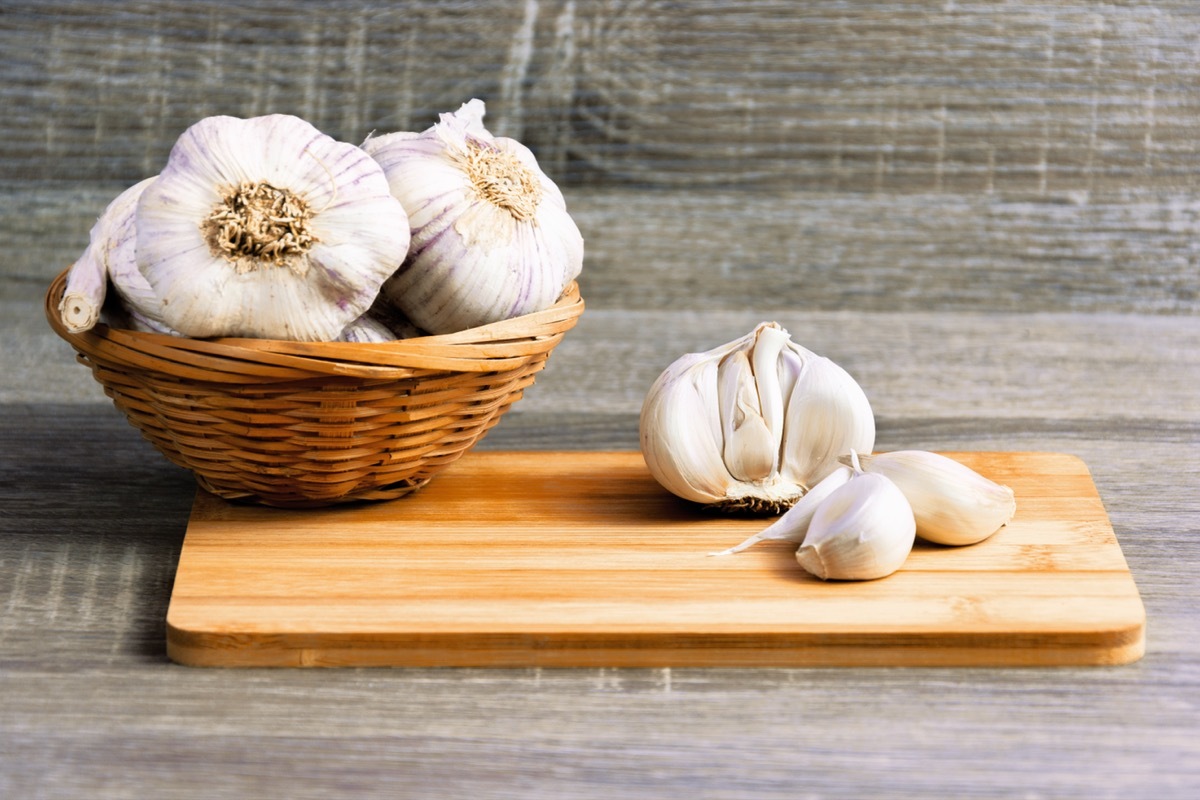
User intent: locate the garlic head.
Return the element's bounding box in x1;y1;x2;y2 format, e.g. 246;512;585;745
135;114;411;341
363;99;584;334
640;322;876;513
853;450;1017;545
796;452;916;581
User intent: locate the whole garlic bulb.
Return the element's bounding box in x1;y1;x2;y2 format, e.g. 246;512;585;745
640;322;876;513
796;452;916;581
135;114;411;341
362;99;584;334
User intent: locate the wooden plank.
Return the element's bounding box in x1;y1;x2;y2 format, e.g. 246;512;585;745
6;1;1200;193
166;450;1144;668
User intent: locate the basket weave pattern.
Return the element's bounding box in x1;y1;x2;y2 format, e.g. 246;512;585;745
45;269;583;507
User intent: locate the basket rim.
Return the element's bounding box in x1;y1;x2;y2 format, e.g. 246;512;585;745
45;267;584;381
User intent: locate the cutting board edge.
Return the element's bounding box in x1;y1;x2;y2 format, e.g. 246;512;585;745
164;617;1146;668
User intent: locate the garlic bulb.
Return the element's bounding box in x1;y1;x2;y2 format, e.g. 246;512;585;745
59;176;180;334
93;177;181;334
853;450;1017;545
362;99;584;334
640;322;875;513
796;452;916;581
135;114;411;341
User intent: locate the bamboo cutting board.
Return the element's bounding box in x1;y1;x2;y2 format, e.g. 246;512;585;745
165;451;1145;668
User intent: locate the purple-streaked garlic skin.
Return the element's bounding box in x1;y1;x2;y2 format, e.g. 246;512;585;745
135;114;410;341
364;99;583;335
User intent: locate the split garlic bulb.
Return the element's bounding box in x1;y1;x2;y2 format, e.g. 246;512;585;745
640;322;876;513
135;114;411;341
796;452;916;581
854;450;1016;545
362;99;584;334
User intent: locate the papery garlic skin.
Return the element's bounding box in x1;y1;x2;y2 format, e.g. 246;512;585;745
363;99;584;334
640;322;875;513
796;455;916;581
136;114;411;341
854;450;1016;545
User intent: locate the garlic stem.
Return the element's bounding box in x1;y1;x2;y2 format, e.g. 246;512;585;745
59;246;107;333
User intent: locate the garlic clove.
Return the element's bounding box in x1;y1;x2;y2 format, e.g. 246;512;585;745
709;464;854;556
718;349;777;482
778;350;876;491
796;453;916;581
136;114;410;341
853;450;1017;546
640;353;738;505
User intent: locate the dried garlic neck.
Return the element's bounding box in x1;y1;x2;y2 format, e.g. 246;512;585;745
203;181;316;275
459;141;542;221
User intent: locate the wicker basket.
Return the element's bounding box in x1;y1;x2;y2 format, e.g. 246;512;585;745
45;268;584;507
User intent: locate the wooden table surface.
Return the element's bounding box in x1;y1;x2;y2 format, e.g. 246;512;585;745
2;2;1198;797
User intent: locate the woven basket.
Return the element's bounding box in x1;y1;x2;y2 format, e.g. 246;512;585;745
45;268;584;507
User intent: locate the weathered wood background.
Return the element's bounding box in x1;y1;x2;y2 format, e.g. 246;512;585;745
2;1;1198;798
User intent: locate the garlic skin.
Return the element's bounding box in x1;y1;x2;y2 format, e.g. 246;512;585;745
640;322;875;513
136;114;411;341
854;450;1017;545
796;453;916;581
362;99;584;334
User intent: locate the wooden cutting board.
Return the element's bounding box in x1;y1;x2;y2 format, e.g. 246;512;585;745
166;451;1145;668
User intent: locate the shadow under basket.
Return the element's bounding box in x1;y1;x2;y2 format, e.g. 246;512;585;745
45;269;584;507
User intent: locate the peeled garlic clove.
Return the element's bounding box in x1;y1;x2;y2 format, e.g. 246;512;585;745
640;322;875;514
709;464;853;556
136;114;410;341
796;458;916;581
363;99;584;334
854;450;1016;546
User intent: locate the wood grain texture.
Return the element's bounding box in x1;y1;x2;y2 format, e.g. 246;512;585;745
164;450;1143;668
3;0;1200;797
6;0;1200;194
